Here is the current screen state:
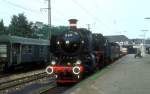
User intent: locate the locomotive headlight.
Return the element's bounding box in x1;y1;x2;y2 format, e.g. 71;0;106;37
45;66;54;75
72;66;80;75
51;60;56;65
57;41;60;45
66;40;70;44
81;40;84;44
76;60;82;65
67;62;71;66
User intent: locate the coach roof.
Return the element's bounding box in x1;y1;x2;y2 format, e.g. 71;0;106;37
105;35;129;42
0;35;49;45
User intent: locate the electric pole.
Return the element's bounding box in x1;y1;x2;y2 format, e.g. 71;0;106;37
41;0;52;62
45;0;52;62
87;24;91;31
41;0;51;40
141;29;148;56
141;30;148;45
48;0;51;42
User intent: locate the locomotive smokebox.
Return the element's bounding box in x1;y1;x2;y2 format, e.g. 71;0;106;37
69;19;78;30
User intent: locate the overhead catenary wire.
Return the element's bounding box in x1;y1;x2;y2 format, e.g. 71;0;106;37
40;7;65;23
71;0;113;32
3;0;40;14
3;0;114;31
92;0;128;35
2;0;65;25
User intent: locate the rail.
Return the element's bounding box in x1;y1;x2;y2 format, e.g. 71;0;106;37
0;72;47;91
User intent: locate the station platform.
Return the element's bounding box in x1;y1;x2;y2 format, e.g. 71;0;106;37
64;54;150;94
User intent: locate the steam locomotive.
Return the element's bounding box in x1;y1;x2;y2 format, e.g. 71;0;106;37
46;19;120;84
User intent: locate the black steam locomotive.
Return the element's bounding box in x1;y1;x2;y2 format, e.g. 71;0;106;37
46;19;120;84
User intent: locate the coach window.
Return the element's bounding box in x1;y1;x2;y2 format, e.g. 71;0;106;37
0;44;7;58
23;45;32;54
39;46;44;56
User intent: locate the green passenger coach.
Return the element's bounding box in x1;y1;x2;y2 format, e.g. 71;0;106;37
0;35;49;72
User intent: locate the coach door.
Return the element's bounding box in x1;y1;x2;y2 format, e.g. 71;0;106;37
12;44;21;65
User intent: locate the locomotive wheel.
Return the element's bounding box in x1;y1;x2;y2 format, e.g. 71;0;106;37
109;58;113;63
104;59;110;66
95;64;99;71
98;59;105;69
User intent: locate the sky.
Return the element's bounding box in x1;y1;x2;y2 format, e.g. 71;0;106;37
0;0;150;39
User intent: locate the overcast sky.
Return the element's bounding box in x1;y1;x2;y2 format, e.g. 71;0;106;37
0;0;150;39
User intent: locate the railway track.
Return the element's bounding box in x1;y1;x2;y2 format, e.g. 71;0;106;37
40;86;72;94
0;67;45;78
0;73;11;79
0;69;46;83
0;72;48;92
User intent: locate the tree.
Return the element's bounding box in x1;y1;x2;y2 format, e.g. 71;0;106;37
8;13;33;37
32;24;69;39
8;13;69;38
9;15;18;35
0;19;5;32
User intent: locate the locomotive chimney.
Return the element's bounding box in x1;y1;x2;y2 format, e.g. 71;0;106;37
68;19;78;30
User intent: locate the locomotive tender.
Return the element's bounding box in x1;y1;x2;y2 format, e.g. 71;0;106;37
46;19;121;84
